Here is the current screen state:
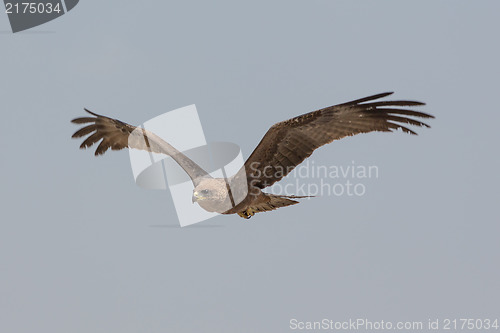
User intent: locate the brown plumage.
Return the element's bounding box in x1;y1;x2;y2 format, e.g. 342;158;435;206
71;92;433;219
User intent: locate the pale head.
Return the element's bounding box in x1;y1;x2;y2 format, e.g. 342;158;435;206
192;178;233;213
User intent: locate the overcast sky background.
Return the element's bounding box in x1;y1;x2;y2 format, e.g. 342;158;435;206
1;1;499;332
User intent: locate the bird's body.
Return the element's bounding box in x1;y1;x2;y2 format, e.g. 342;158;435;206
192;178;303;218
71;92;434;219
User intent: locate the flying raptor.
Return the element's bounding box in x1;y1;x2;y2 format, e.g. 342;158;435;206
71;92;433;219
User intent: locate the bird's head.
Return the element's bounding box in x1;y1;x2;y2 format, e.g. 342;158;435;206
192;179;232;213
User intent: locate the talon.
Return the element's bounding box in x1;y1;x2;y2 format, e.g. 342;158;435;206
238;209;255;219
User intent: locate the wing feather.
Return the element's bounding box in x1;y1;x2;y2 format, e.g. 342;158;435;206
72;124;98;138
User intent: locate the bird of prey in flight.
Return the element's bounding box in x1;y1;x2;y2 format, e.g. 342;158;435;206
71;92;433;219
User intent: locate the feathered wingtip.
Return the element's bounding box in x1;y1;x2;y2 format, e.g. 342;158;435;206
342;92;428;108
70;108;100;125
70;109;106;154
339;92;435;135
342;92;394;105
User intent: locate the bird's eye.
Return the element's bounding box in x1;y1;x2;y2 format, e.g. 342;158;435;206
201;189;209;194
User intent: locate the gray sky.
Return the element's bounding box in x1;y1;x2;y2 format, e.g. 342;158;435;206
1;1;499;332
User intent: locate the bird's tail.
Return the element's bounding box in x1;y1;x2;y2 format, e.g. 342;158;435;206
249;194;314;213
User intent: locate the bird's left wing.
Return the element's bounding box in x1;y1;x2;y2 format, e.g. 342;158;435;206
71;109;211;187
243;92;434;189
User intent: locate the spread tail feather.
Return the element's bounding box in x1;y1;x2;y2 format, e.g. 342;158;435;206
251;194;313;213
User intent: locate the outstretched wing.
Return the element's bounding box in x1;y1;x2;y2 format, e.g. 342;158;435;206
71;109;211;186
244;92;434;189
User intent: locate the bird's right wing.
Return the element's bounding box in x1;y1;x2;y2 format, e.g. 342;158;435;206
243;92;434;189
71;109;211;187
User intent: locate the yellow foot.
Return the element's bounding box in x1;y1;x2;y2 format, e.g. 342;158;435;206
237;209;255;219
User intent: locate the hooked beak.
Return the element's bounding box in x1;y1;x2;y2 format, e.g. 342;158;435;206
192;191;202;203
